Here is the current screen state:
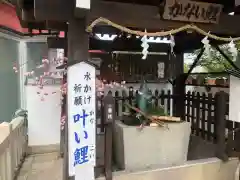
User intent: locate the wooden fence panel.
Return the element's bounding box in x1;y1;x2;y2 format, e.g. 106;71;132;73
207;93;213;141
97;89;240;160
201;93;206;139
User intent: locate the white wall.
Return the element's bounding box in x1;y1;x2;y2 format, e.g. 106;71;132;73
26;85;61;146
26;47;63;146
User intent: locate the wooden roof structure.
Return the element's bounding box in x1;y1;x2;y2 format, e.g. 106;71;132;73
6;0;240;52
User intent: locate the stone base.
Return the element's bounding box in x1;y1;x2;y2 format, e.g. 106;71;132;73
113;120;191;170
97;158;239;180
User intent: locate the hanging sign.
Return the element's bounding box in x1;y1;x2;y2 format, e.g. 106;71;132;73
67;61;96;178
163;0;223;24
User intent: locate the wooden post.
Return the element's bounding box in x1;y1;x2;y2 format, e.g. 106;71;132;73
215;91;228;161
173;74;186;120
62;17;89;180
104;92;115;180
172;52;185;120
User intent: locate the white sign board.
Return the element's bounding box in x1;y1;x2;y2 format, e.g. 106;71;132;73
67;61;96;178
163;0;223;24
230;75;240;122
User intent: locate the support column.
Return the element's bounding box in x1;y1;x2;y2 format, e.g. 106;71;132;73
172;52;185;120
172;53;184;78
67;18;89;62
63;18;89;180
173;74;186;119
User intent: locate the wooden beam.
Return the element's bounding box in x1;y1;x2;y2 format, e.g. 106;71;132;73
10;0;28;28
34;0;240;36
46;21;68;31
34;0;74;21
21;9;35;22
89;1;240;36
47;37;67;49
27;22;46;29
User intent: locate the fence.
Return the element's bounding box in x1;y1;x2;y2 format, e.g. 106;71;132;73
97;89;240;158
94;89;240;178
96;89;174;134
113;89;173;117
0;117;28;180
185;91;240;155
185;91;217;141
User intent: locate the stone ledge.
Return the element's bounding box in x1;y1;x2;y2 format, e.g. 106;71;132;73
97;158;239;180
28;144;60;155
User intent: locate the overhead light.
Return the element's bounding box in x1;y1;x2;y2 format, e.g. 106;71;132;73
229;12;235;15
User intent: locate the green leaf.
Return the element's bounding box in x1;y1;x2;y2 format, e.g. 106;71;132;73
189;44;239;73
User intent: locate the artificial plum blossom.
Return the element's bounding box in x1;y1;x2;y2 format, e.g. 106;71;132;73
44;71;50;76
61;115;66;130
42;58;49;64
13;56;134;131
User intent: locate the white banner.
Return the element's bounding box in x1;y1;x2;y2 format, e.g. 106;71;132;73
67;61;96;177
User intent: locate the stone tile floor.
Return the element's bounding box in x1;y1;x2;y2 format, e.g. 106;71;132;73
17;152;62;180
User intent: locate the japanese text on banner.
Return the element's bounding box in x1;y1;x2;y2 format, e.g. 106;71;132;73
71;69;96;167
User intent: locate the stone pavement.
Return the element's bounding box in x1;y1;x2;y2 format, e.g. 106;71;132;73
17;152;62;180
16;136;105;180
16;153;240;180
